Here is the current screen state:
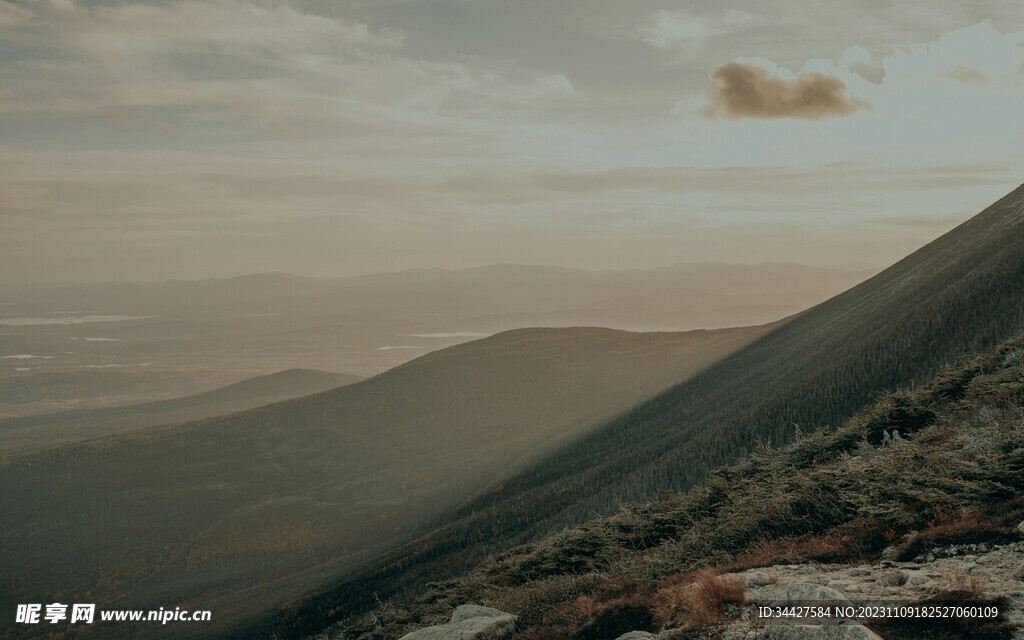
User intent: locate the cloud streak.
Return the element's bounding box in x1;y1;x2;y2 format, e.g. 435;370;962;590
640;9;751;51
0;0;574;129
703;59;870;119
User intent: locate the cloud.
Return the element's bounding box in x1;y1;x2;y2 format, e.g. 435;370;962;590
883;22;1024;85
944;67;988;84
0;0;573;128
640;9;751;52
702;59;870;120
0;0;31;26
21;0;404;61
642;12;722;50
441;162;1015;206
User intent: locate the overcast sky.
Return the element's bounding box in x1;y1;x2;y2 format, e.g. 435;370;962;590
1;0;1023;282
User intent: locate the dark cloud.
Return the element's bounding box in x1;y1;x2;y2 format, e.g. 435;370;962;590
703;61;869;119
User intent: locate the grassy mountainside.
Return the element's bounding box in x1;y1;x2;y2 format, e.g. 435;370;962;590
332;331;1024;640
0;325;764;639
0;369;362;453
277;183;1024;639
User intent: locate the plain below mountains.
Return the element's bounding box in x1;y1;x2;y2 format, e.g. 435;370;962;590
0;324;767;639
277;182;1024;639
0;261;876;419
0;368;362;455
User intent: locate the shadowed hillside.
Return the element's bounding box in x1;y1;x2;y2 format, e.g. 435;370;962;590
337;331;1024;639
0;325;765;639
0;369;362;454
277;182;1024;639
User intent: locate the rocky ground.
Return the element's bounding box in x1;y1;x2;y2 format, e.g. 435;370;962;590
390;536;1024;639
710;536;1024;639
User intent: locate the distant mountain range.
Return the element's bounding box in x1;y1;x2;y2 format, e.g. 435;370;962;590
2;261;879;332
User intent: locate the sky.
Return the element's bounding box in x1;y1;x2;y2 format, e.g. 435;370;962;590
1;0;1023;283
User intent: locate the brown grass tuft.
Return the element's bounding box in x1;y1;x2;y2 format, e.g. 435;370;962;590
654;569;746;628
896;509;1013;561
946;567;985;596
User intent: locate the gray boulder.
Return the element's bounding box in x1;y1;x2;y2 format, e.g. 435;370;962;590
759;583;854;609
740;571;775;588
898;569;932;587
399;605;516;640
615;633;657;640
449;605;509;624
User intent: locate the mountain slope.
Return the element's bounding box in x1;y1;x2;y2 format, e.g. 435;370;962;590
280;183;1024;638
0;369;362;454
0;325;766;638
340;331;1024;639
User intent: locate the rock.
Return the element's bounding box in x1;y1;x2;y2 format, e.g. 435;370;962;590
741;571;775;588
399;606;516;640
903;570;932;587
847;568;871;577
615;633;656;640
755;624;883;639
760;583;853;609
1016;520;1024;535
718;628;757;640
963;561;978;574
880;546;899;561
1012;562;1024;581
449;605;508;624
879;570;907;586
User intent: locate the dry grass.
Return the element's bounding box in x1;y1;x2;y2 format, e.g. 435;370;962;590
945;567;985;596
895;509;1015;561
653;569;746;628
722;517;895;574
510;575;657;640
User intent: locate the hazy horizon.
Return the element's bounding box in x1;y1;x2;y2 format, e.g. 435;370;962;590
1;258;884;287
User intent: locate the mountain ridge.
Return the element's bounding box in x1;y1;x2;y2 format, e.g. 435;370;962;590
0;368;362;454
274;181;1024;639
336;329;1024;639
0;325;767;639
